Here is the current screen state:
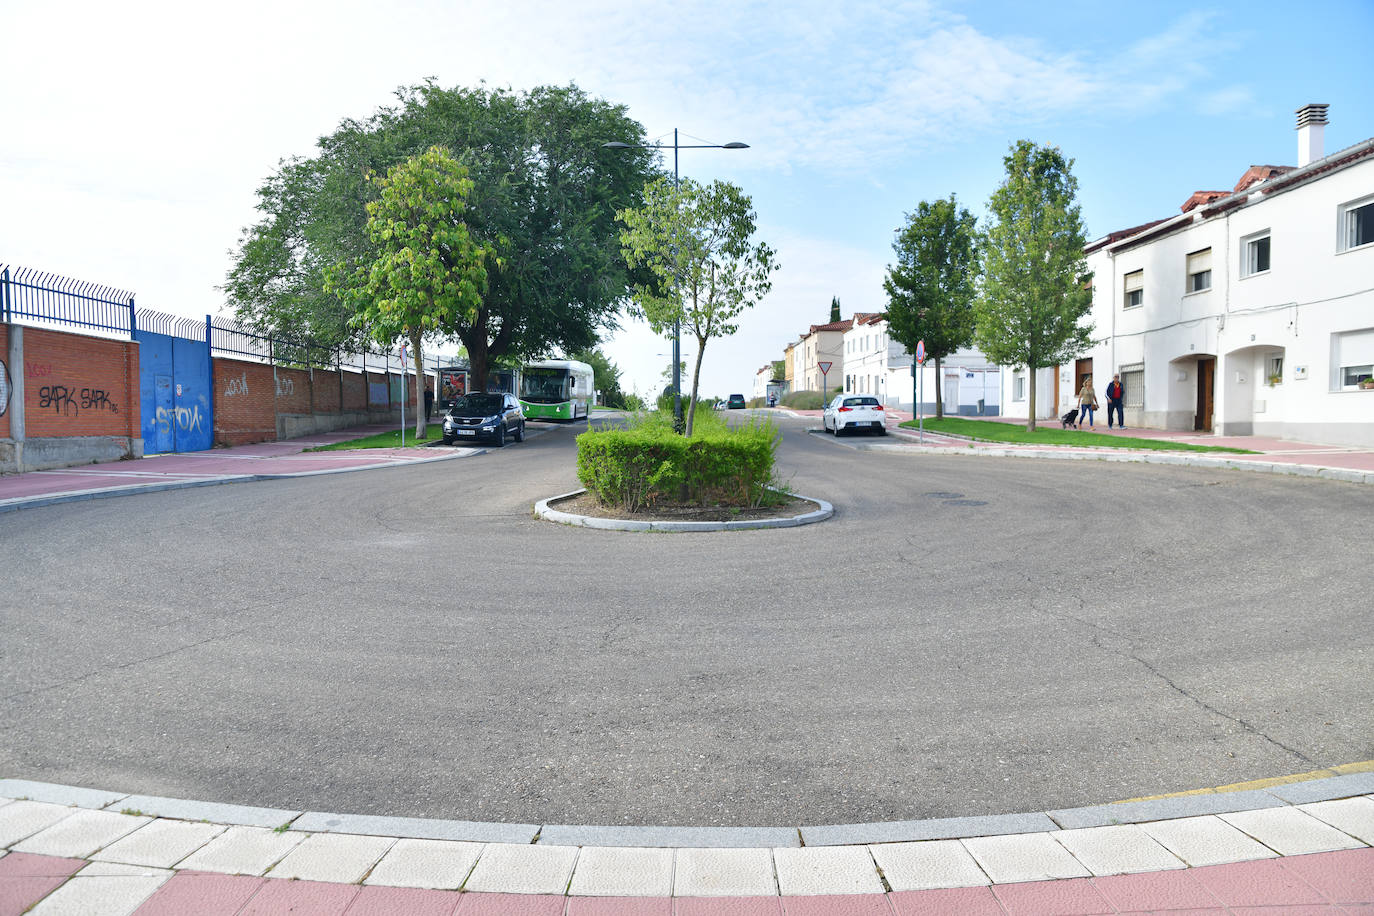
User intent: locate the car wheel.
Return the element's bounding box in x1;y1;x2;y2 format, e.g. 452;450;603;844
514;421;525;443
834;422;844;437
442;434;455;445
494;425;506;448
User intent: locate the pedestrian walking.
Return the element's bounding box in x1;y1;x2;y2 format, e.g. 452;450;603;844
1105;373;1125;429
1077;377;1098;428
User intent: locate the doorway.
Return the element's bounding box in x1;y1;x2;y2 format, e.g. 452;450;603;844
1075;358;1093;400
1195;357;1215;431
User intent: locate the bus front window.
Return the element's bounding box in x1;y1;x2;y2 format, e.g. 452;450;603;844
520;370;569;403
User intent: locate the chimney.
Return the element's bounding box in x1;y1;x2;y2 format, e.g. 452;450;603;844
1296;103;1329;167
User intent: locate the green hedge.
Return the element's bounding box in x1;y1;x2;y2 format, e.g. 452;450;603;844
780;389;826;410
576;415;780;512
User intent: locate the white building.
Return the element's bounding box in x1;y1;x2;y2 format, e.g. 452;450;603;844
1001;104;1374;446
844;314;1001;415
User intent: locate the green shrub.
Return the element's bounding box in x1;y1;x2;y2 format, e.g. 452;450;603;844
780;389;826;410
576;415;780;511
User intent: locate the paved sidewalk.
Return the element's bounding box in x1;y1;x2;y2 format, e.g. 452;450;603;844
0;425;480;513
779;407;1374;483
1;774;1371;913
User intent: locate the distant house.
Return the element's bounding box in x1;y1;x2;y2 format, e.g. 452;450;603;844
1000;104;1373;446
796;318;854;393
843;314;1000;415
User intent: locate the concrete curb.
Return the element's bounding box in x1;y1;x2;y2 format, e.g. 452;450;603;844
2;770;1371;848
812;428;1374;485
533;488;834;532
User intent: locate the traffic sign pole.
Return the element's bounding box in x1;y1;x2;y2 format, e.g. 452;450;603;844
916;340;925;444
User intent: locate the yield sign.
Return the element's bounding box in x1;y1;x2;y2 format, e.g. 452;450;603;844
915;340;925;365
818;361;833;375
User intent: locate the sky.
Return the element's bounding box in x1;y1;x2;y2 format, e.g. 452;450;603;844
3;0;1372;401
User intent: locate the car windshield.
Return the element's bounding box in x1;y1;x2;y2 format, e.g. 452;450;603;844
844;397;880;407
450;394;504;414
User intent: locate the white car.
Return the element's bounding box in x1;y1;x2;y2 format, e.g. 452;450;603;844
823;395;887;436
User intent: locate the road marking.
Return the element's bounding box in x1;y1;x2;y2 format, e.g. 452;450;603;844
1116;760;1374;802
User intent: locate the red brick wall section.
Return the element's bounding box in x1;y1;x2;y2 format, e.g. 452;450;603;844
312;368;341;414
213;358;275;446
22;326;137;439
275;367;311;415
0;324;9;440
342;370;366;411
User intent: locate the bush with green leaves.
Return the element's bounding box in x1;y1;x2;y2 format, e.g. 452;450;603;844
781;390;826;410
576;409;780;511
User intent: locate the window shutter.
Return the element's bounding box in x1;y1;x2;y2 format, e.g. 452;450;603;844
1338;328;1374;367
1187;249;1212;274
1124;270;1144;292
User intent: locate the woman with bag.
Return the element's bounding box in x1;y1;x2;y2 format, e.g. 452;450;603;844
1077;377;1098;429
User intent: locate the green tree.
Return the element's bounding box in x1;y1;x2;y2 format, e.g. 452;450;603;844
617;177;779;436
829;296;841;323
883;195;979;419
324;146;490;437
975;140;1093;431
225;81;658;384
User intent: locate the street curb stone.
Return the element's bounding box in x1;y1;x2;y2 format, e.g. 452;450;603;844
291;811;538;845
0;780;127;809
538;824;799;848
101;795;301;830
1048;788;1286;828
1266;772;1374;804
802;812;1058;847
534;489;834;532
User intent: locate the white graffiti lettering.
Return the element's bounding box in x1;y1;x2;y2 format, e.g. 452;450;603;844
275;376;295;396
156;404;205;436
224;372;249;397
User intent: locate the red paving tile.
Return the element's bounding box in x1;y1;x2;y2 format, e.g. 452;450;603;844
133;871;266;915
780;893;894;915
567;896;673;914
890;885;1004;915
454;892;566;915
0;853;87;916
1189;857;1328;907
1277;847;1374;904
1091;868;1223;910
344;884;462;915
239;877;360;915
674;897;785;915
1228;907;1340;915
992;876;1114;915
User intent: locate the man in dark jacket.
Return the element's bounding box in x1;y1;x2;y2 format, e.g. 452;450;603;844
1106;373;1125;429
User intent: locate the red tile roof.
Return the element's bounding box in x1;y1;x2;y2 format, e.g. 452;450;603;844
1232;164;1292;193
1181;190;1229;213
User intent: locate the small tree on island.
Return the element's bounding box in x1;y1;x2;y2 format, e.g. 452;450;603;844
617;176;779;436
975;140;1093;431
883;195;979;419
325;146;490;438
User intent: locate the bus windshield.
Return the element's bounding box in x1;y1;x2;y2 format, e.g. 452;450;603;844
520;368;570;404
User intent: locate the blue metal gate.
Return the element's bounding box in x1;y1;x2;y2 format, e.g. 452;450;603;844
136;316;212;453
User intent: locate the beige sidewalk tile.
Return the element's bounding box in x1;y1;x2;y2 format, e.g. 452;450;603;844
92;818;225;868
961;832;1092;884
773;845;884;895
1221;806;1365;855
462;843;579;895
364;837;484;889
12;809;149;858
1052;824;1186;875
267;832;393;882
1141;815;1278;866
174;825;305;875
869;839;990;891
568;845;674;896
1298;796;1374;845
673;847;777;897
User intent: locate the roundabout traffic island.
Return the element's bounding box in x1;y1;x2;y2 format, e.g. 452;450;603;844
535;488;832;531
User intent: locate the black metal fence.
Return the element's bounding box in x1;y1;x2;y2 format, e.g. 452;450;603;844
1;263;404;372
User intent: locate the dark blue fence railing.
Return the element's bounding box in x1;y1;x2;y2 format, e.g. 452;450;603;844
1;264;135;335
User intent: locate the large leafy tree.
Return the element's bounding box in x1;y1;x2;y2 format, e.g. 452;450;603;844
975;140;1093;430
617;177;779;436
883;195;979;418
324;146;489;437
225;81;659;383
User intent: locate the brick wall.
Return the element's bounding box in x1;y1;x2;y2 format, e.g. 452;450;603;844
274;367;312;415
312;368;342;414
22;326;138;440
213;358;275;446
342;370;366;411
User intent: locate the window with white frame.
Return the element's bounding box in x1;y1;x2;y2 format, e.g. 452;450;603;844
1332;327;1374;390
1119;364;1144;409
1241;230;1271;277
1186;248;1212;292
1013;372;1025;401
1339;196;1374;251
1123;270;1144;308
1265;354;1283;385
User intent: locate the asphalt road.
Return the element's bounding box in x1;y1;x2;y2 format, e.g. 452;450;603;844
2;413;1371;827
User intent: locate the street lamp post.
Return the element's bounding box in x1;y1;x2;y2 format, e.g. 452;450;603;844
603;129;748;433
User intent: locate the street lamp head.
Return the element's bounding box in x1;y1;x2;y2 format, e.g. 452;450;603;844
601;141;634;149
722;142;749;149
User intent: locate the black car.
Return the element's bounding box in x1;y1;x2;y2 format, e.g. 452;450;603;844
727;393;747;409
442;393;525;446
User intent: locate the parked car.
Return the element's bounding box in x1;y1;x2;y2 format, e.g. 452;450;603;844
823;395;886;436
442;393;525;446
726;393;747;409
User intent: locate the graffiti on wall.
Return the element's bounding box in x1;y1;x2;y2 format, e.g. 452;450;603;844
224;372;250;397
0;359;9;416
37;385;119;416
26;362;54;379
156;404;205;437
275;375;295;397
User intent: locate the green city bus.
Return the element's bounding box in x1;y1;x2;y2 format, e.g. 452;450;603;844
518;359;595;421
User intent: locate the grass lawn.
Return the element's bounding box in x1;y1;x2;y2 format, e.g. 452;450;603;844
307;425;446;450
900;417;1257;454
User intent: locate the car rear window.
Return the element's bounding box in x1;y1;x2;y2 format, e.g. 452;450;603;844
844;397;879;407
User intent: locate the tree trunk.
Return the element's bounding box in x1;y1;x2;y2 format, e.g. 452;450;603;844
461;325;489;399
934;356;944;419
1026;367;1037;431
409;328;425;439
685;337;707;438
